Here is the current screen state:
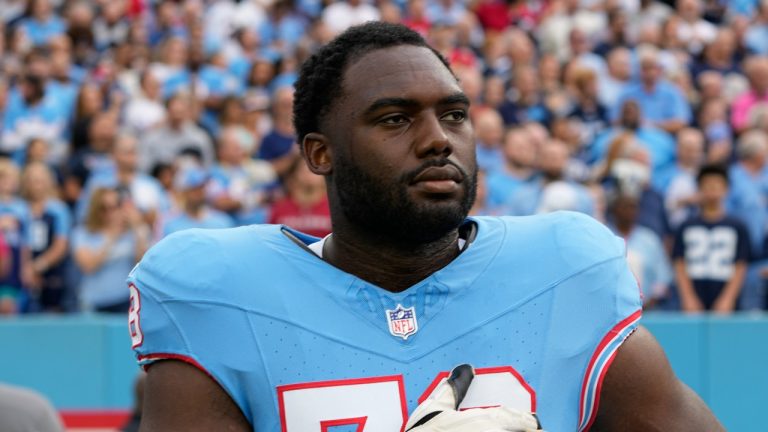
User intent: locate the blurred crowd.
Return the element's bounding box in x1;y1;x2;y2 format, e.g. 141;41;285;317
0;0;767;315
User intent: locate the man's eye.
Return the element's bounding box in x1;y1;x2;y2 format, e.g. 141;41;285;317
442;110;467;122
380;115;408;125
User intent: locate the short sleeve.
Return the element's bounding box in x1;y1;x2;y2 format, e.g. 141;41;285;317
126;228;264;425
671;223;686;259
671;86;693;123
735;221;751;262
51;201;72;239
543;212;643;431
71;226;100;251
127;231;215;367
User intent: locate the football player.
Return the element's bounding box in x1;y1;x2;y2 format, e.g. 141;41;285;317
130;22;723;431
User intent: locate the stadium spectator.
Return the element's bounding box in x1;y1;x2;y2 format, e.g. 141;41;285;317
161;167;233;238
402;0;431;36
124;69;166;137
690;28;740;80
593;7;631;58
64;1;96;66
726;130;768;309
598;47;633;109
568;67;610;151
663;128;706;230
67;111;119;195
268;158;331;238
473;108;505;173
593;99;677;182
92;0;130;52
70;83;106;152
486;126;537;211
139;92;214;172
241;90;272;149
632;0;673;41
209;126;275;225
149;36;191;98
73;187;149;312
0;233;12;315
744;0;768;55
322;0;380;36
536;0;605;63
215;96;249;141
1;73;67;163
697;97;733;163
21;162;70;312
538;53;563;97
674;0;718;55
730;56;768;133
567;28;606;78
596;131;671;240
510;139;594;216
79;134;168;228
504;28;536;71
148;1;187;48
258;86;298;176
16;0;66;48
673;164;749;313
198;51;242;137
0;159;30;314
609;191;673;309
244;57;277;95
497;65;552;126
727;130;768;260
612;46;693;134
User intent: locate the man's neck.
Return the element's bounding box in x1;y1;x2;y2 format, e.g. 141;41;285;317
641;81;656;92
185;205;205;219
117;169;135;184
701;205;725;221
615;221;633;237
741;160;762;176
678;161;697;171
505;162;532;179
322;222;462;293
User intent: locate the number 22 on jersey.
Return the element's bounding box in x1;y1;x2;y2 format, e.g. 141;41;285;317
277;366;536;432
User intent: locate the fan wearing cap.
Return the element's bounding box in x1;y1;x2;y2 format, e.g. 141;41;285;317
160;167;234;238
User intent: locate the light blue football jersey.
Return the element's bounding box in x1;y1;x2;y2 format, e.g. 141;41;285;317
128;211;642;432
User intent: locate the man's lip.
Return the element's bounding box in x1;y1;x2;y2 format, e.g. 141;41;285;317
411;165;463;183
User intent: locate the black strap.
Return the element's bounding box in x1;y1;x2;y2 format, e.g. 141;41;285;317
406;411;441;430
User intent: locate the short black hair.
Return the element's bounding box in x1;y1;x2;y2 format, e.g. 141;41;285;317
293;22;452;145
696;163;729;186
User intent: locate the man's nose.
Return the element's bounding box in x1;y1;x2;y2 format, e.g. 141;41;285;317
415;114;452;158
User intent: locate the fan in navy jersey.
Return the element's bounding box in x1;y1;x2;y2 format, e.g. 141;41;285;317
130;22;723;432
20;162;71;312
673;164;750;313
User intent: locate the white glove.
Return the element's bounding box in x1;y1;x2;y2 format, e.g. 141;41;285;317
405;364;542;432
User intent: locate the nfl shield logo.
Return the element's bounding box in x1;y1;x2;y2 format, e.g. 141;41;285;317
385;304;418;340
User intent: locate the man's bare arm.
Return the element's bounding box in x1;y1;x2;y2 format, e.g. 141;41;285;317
591;326;724;431
139;360;251;432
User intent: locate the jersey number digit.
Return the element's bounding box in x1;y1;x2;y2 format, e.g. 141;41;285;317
128;284;143;348
278;376;408;432
278;368;535;431
683;226;737;280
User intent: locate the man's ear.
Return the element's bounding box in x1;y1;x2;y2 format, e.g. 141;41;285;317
303;133;332;175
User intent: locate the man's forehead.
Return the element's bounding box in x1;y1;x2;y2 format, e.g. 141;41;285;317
340;45;459;102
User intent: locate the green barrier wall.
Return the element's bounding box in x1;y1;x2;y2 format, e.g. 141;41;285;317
1;313;766;431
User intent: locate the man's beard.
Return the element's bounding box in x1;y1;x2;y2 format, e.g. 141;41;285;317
332;156;477;244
